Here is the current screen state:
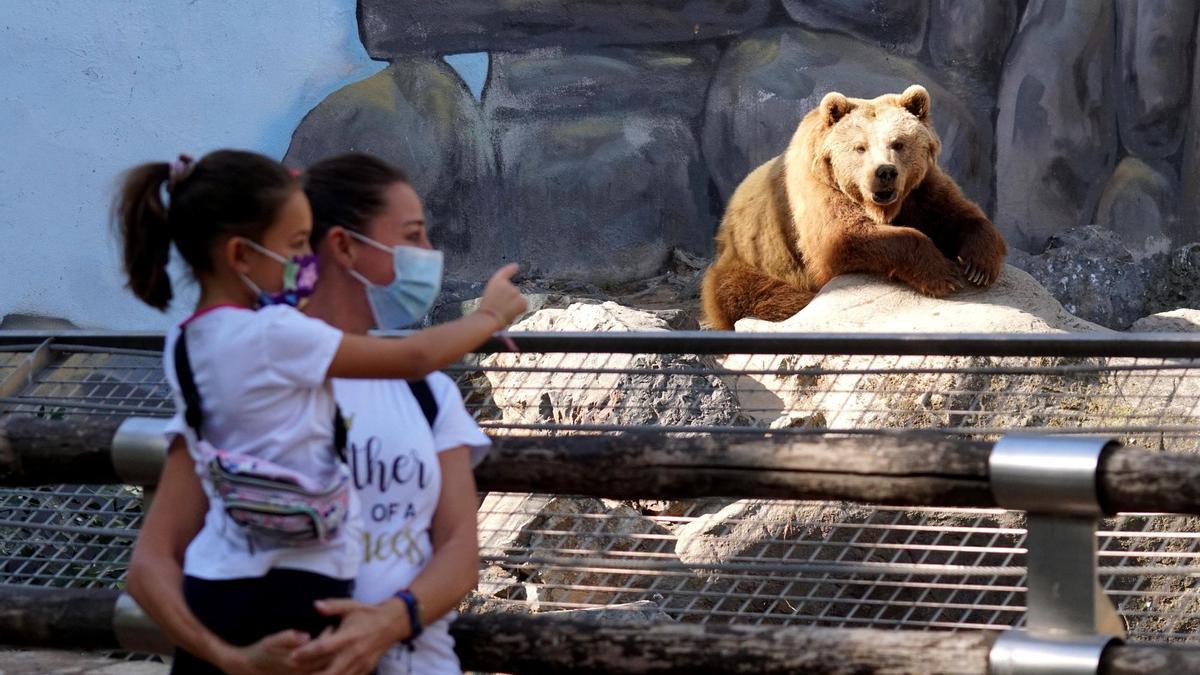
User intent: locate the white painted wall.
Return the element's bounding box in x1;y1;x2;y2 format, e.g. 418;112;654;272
0;0;389;329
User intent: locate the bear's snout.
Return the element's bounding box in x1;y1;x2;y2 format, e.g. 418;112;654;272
870;164;899;205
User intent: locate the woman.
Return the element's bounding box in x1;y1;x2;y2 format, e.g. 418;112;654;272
127;152;511;675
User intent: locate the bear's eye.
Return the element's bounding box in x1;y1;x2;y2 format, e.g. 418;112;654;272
890;142;904;152
854;145;866;154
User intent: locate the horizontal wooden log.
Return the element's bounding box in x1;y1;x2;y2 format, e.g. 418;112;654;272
476;432;996;507
1;586;1198;675
482;433;1200;514
0;417;124;486
1103;643;1200;674
0;650;166;674
1098;448;1200;515
0;587;117;651
0;586;995;674
5;417;1200;515
449;613;994;675
461;621;1200;675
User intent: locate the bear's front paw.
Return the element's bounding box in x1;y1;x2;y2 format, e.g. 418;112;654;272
956;235;1006;287
906;259;965;298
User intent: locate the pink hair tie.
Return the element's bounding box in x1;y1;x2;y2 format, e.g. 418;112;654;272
167;154;194;193
288;167;302;178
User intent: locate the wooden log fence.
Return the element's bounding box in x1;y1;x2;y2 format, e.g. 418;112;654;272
2;416;1199;515
3;585;1200;674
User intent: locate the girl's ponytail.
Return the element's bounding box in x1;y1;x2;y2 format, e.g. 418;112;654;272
112;150;295;311
115;162;174;310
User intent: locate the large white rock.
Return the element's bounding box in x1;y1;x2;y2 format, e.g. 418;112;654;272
735;265;1106;334
719;266;1141;432
1129;309;1200;333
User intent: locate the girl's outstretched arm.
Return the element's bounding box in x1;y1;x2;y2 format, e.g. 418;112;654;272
328;263;527;381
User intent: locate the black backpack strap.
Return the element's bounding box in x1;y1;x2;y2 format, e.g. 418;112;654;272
333;406;348;462
173;326;205;440
407;379;439;429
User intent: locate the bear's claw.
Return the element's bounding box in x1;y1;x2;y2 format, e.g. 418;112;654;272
957;256;992;287
910;259;965;297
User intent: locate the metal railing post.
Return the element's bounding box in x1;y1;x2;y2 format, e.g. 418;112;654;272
988;435;1124;675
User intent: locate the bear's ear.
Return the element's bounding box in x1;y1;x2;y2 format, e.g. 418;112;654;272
820;92;853;125
899;84;931;121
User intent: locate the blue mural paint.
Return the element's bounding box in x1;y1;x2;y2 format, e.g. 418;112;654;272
443;53;489;102
0;0;382;329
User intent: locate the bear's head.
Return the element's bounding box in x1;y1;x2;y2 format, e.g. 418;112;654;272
810;85;941;224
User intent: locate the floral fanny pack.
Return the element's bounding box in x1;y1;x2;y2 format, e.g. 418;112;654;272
174;326;351;547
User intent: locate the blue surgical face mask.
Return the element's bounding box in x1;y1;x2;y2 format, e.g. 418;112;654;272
346;230;444;329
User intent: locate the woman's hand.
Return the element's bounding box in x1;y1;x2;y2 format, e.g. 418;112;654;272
287;598;409;675
216;630;317;675
477;263;527;327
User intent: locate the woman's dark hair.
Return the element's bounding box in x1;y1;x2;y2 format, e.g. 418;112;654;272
302;152;410;245
114;149;297;311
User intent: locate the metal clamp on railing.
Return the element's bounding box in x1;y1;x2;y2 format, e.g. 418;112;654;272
988;435;1124;675
111;417;169;486
111;417;169;509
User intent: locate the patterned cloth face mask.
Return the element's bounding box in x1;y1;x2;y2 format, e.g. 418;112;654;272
345;230;444;329
238;239;319;309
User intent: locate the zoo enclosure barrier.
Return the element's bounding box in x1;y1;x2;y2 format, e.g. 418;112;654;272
5;331;1200;672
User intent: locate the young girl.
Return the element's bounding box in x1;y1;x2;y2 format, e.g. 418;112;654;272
115;149;526;673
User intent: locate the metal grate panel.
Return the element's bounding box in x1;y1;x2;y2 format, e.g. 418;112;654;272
0;484;141;588
473;498;1200;641
0;352;23;383
0;346;172;420
446;352;1200;451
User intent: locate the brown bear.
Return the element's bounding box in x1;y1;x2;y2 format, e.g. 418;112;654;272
701;85;1007;330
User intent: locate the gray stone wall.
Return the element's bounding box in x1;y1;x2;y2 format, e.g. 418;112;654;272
285;0;1198;284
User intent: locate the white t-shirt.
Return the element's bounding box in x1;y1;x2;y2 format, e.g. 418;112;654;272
333;373;489;675
163;304;360;581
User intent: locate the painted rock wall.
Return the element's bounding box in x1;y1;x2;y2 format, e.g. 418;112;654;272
286;0;1197;283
